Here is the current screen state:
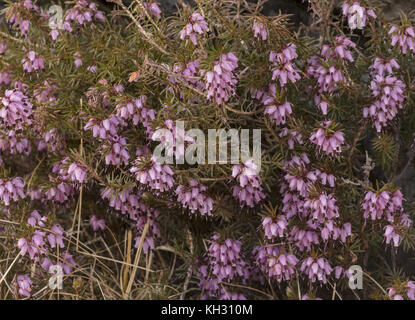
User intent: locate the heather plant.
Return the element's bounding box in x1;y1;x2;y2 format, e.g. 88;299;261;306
1;0;415;300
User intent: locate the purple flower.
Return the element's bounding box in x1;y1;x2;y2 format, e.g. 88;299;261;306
0;130;31;158
68;162;88;183
130;155;175;193
362;189;404;222
101;186;160;254
384;213;411;247
389;25;415;54
279;128;303;149
300;256;333;283
289;223;320;251
44;181;74;204
253;21;267;40
90;215;106;231
115;95;155;129
207;234;248;282
179;12;209;45
304;192;339;222
341;1;376;30
0;177;25;206
370;57;400;76
310;121;345;156
60;252;76;274
176;180;214;216
22;51;45;73
84;115;122;140
203;52;238;105
102;135;130;166
263;86;293;126
262;215;287;239
388;281;415;300
74;52;83;68
363;70;406;132
231;159;265;207
267;246;298;281
16;275;32;297
0;43;8;54
142;2;162;19
269;44;301;87
0;71;11;86
18;230;47;261
48;224;65;248
27;210;47;227
321;36;356;62
65;0;105;28
17;238;37;259
37;128;63;153
0;89;33;130
50;28;59;40
87;65;97;73
151;119;194;160
169;60;205;94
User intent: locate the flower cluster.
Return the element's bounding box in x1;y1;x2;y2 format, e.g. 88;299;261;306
179;12;209;45
5;0;39;36
304;192;339;222
300;256;333;283
279;152;352;255
21;51;44;73
142;2;162;19
364;60;406;132
310;121;345;156
0;177;25;206
307;36;356;114
341;1;376;30
262;215;288;239
169;60;204;91
198;234;249;299
17;213;67;264
389;25;415;54
362;189;404;222
176;180;214;216
41;252;76;275
231;159;265;207
101;187;160;253
67;162;88;184
37;128;63;153
253;21;267;40
388;281;415;300
0;89;33;130
65;0;105;28
84;115;121;140
115;95;155;130
130;156;175;193
90;215;106;232
151;119;194;160
0;130;31;160
15;275;33;298
263;84;293;126
269;44;301;88
203;53;238;105
362;188;411;247
207;234;247;281
84;114;130;166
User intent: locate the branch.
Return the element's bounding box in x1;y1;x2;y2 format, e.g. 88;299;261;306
106;0;172;57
